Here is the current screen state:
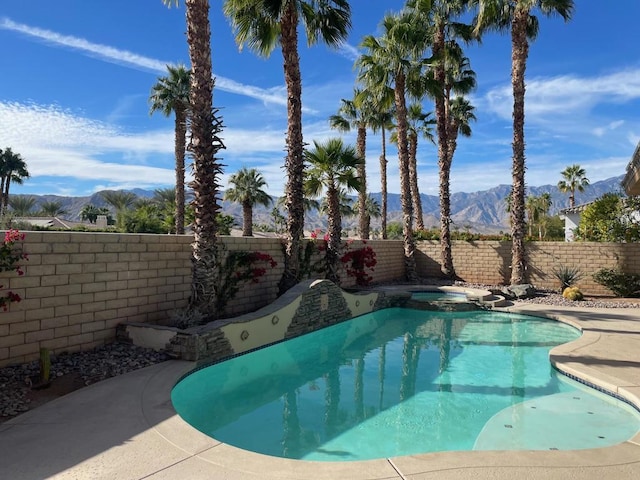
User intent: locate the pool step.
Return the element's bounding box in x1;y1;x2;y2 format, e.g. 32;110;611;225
477;294;509;308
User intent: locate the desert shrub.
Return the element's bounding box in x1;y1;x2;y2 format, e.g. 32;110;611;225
562;286;583;301
552;265;582;292
592;268;640;297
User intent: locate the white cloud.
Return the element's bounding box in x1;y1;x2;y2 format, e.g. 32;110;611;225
0;17;288;107
0;101;175;187
484;68;640;121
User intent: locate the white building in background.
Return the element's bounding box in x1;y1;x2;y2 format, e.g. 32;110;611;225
559;203;591;242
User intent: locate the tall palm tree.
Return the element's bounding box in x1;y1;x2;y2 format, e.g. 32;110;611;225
223;0;352;295
558;164;589;208
163;0;225;312
407;0;475;279
304;138;362;284
473;0;574;284
357;13;427;282
8;196;37;217
39;201;67;217
224;167;272;236
0;147;30;218
329;87;374;240
368;106;395;239
149;64;191;235
391;103;436;231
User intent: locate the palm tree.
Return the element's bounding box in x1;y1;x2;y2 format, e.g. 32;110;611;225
330;88;377;240
525;192;551;239
558;164;589;208
8;196;37;217
407;0;475;279
368;106;395;239
100;190;137;230
163;0;225;312
80;204;111;224
304;138;362;284
354;194;382;235
39;201;67;217
391;103;436;231
223;0;352;295
357;13;427;282
224;167;272;236
319;189;355;219
149;64;191;235
473;0;574;284
0;147;30;218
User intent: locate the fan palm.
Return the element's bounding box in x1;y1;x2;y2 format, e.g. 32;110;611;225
224;167;272;236
391;103;436;231
8;196;37;217
407;0;475;279
100;191;138;230
39;201;67;217
472;0;574;284
558;164;589;208
149;64;191;234
223;0;351;295
368;103;395;239
357;13;428;282
330;88;376;239
304;138;362;284
0;147;30;218
163;0;225;312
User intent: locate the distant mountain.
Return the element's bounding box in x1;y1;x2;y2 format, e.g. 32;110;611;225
11;175;624;233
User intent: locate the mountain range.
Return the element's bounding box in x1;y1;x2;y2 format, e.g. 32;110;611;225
11;175;624;234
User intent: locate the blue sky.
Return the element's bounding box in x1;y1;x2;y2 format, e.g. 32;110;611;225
1;1;640;199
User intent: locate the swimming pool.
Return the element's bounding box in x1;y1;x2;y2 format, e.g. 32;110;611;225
171;308;640;461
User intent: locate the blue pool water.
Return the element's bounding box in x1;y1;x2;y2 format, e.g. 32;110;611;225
171;308;640;461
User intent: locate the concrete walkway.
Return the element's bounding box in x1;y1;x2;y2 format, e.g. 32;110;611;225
1;304;639;480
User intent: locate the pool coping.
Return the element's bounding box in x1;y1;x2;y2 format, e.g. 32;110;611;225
2;302;640;479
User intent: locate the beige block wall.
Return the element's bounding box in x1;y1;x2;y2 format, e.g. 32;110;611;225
416;240;639;295
0;232;193;366
0;233;405;367
4;231;636;367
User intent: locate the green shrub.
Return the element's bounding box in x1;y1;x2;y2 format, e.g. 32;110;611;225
592;268;640;297
562;286;583;301
552;265;582;292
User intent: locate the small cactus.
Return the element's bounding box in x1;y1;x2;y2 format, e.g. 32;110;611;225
562;286;584;301
39;347;51;383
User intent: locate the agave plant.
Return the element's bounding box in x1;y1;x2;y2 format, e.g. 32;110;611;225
551;265;582;292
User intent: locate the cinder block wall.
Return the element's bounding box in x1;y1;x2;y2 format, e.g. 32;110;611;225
0;233;405;367
0;232;193;367
416;240;639;295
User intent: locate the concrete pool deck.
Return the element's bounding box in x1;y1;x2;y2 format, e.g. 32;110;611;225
1;303;639;480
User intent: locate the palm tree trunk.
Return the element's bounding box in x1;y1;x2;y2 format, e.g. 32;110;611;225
278;2;305;296
510;9;529;285
326;184;342;284
434;22;454;279
394;73;417;282
242;201;253;237
356;126;369;240
175;105;187;235
408;133;424;231
185;0;223;311
380;128;388;239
